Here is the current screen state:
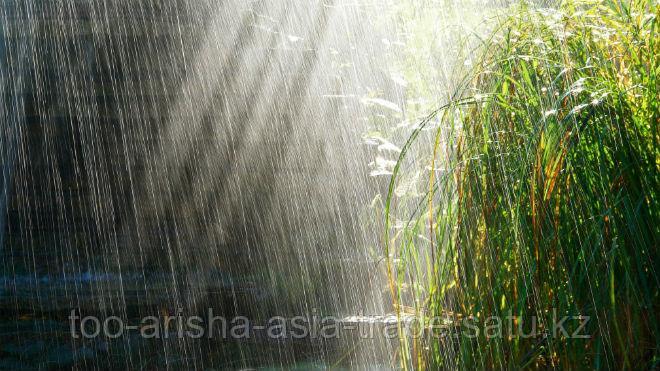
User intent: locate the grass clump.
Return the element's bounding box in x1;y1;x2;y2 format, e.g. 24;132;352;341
385;0;658;368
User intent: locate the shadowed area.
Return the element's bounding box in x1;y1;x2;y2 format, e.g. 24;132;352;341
0;0;403;368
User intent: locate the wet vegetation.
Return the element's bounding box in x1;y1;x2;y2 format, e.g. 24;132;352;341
385;0;658;368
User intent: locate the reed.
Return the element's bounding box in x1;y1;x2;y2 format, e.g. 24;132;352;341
385;0;659;368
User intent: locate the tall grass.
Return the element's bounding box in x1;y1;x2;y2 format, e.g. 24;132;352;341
385;0;658;368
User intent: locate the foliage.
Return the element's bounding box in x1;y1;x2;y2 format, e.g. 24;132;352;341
385;0;659;368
